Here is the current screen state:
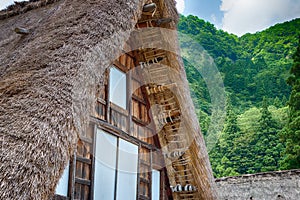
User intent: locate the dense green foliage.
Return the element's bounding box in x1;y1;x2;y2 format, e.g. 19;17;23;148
280;37;300;169
178;15;300;177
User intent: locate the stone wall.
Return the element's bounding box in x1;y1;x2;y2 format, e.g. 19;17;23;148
215;170;300;200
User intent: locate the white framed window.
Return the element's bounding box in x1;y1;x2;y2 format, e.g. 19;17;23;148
116;139;139;200
94;130;117;200
109;67;127;109
152;169;161;200
94;129;138;200
55;163;70;197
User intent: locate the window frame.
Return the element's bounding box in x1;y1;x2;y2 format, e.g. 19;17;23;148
55;162;70;197
53;160;72;200
108;66;128;111
93;128;139;200
151;169;161;200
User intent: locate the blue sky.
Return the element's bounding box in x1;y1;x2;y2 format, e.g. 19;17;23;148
1;0;300;36
177;0;300;36
179;0;223;28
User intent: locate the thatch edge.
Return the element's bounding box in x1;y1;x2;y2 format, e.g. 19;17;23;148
0;0;61;20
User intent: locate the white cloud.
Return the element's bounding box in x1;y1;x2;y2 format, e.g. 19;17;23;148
211;14;217;23
0;0;29;10
211;14;221;29
221;0;236;11
220;0;300;36
176;0;185;14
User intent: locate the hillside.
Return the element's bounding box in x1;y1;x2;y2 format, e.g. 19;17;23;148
178;15;300;177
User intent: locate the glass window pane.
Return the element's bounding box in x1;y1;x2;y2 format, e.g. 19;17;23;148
116;139;138;200
109;67;127;109
55;163;69;197
152;170;160;200
94;129;117;200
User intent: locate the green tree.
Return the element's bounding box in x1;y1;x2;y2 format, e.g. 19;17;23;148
281;36;300;169
232;98;283;174
178;15;300;175
255;97;282;172
209;101;240;177
273;96;283;108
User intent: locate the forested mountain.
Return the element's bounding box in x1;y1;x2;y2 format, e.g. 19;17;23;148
178;15;300;177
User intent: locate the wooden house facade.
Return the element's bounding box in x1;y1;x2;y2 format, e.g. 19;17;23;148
54;49;173;200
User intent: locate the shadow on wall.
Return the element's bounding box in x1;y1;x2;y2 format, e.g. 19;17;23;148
276;194;286;200
250;194;286;200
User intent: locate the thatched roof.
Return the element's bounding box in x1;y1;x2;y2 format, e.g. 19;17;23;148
0;0;147;198
0;0;217;199
129;26;217;199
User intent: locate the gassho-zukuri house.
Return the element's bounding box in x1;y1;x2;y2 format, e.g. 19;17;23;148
0;0;217;199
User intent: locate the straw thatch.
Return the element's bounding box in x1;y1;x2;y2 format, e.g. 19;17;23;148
129;26;218;199
0;0;147;199
0;0;217;199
